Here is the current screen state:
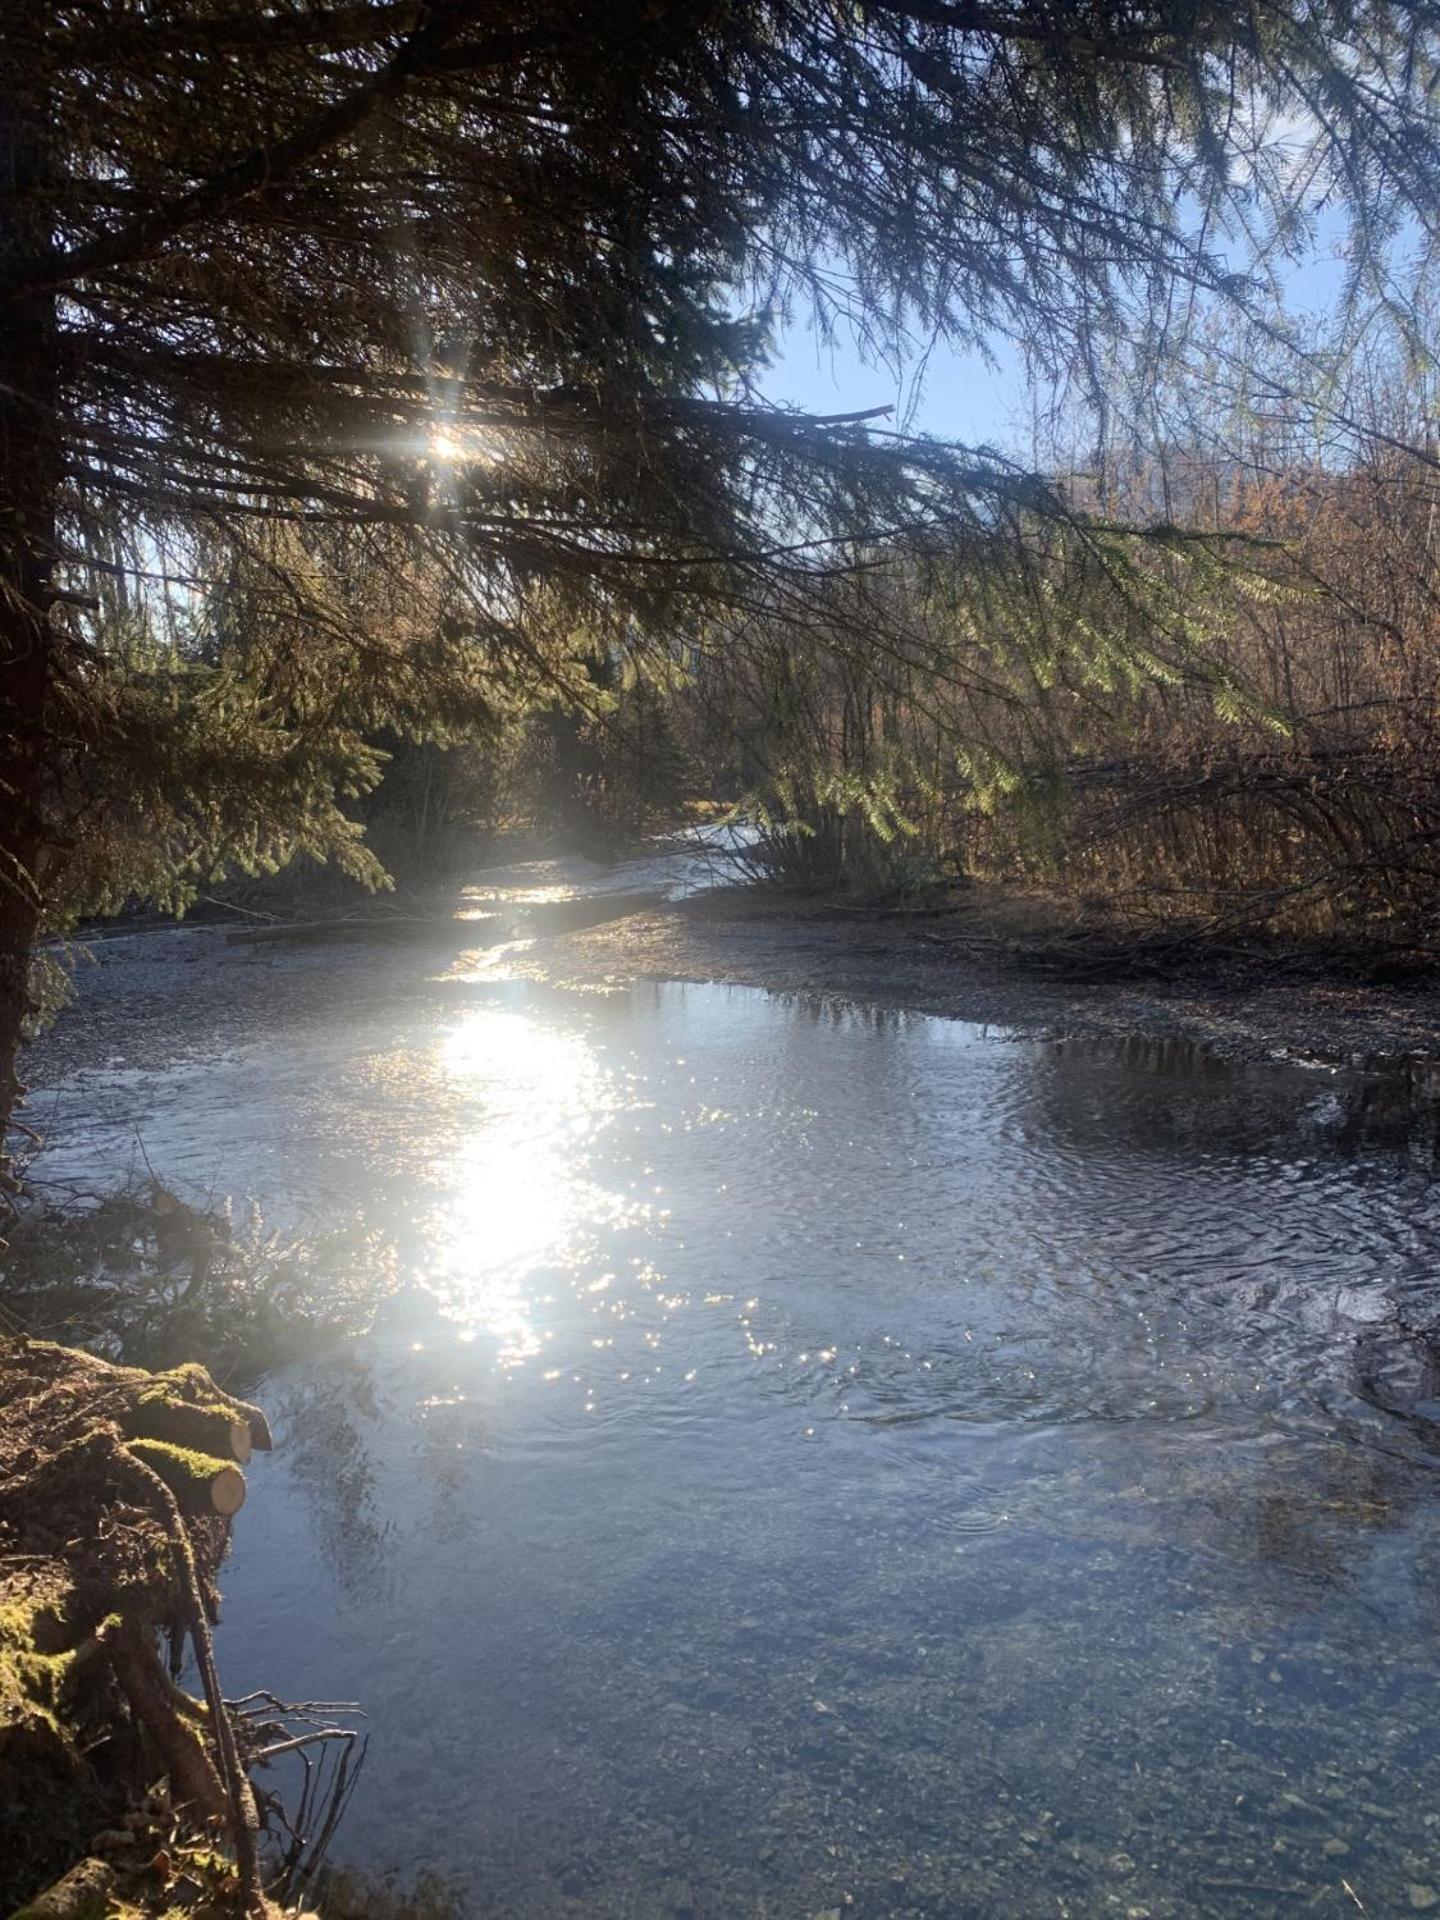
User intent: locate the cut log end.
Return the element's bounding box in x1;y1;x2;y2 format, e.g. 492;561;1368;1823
124;1439;247;1518
124;1390;255;1466
210;1463;246;1516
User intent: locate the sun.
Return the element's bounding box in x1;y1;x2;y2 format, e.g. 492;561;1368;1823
427;421;500;467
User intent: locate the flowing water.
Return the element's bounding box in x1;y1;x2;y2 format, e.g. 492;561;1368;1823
32;861;1440;1918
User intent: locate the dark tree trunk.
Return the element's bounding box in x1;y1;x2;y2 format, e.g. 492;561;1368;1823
0;13;60;1204
542;651;618;857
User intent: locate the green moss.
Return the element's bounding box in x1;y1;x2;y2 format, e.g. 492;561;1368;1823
8;1856;116;1918
0;1591;82;1760
0;1342;262;1912
125;1437;228;1482
162;1364;213;1395
125;1438;245;1519
126;1390;249;1459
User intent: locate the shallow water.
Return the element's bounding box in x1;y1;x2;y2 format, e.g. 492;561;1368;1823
34;902;1440;1918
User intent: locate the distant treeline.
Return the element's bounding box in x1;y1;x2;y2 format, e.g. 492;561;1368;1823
243;354;1440;958
574;343;1440;953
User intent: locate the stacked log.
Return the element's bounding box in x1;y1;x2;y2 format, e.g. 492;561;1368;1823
0;1340;274;1915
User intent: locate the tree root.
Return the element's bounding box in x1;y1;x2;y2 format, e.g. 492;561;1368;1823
107;1624;227;1825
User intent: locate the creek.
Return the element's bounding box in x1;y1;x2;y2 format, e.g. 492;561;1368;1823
33;856;1440;1918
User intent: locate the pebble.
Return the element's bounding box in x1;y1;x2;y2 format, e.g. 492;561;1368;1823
1408;1888;1440;1912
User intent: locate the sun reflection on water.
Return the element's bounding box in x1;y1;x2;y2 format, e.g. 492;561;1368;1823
421;1005;640;1364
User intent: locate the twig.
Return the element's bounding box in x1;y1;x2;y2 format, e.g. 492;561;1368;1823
254;1729;361;1763
196;895;281;922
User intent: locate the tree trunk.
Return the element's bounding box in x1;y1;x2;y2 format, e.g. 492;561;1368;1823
0;11;60;1203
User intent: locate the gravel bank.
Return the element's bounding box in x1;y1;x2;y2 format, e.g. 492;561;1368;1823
508;889;1440;1069
25;882;1440;1097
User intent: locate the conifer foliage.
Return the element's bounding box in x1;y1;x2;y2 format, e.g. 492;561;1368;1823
3;1;1440;1169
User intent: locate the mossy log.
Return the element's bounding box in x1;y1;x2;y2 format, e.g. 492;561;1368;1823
8;1859;116;1920
6;1344;272;1453
123;1438;247;1518
158;1361;273;1454
0;1339;268;1912
123;1388;255;1465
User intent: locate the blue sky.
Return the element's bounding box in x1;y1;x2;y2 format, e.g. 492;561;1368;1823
760;222;1362;451
764;322;1029;449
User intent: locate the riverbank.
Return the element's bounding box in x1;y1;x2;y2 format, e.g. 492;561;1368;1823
504;884;1440;1070
0;1343;278;1914
24;870;1440;1094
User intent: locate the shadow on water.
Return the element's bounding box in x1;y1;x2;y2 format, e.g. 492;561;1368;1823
30;954;1440;1919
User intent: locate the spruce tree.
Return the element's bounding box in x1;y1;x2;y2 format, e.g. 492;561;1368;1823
3;0;1440;1181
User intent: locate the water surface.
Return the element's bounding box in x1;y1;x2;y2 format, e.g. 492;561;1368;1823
36;911;1440;1918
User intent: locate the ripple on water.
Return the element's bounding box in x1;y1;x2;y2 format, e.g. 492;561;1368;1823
35;970;1440;1918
